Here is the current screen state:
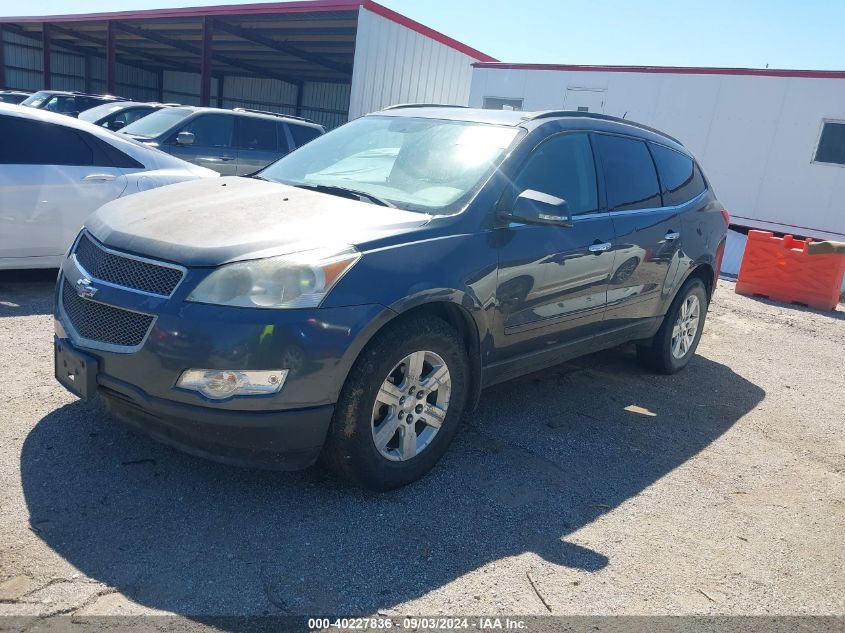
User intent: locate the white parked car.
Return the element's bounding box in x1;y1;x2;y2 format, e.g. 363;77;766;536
0;103;218;270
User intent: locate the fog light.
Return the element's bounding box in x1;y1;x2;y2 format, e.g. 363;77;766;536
177;369;288;400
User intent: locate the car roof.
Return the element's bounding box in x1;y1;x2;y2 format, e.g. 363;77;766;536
29;90;126;100
374;105;685;150
168;105;322;128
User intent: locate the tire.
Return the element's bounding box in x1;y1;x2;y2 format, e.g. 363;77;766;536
637;277;708;374
322;316;469;491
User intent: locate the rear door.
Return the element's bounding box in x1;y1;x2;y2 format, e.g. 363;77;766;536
235;116;284;175
592;133;682;328
0;115;127;261
166;113;238;175
494;131;616;360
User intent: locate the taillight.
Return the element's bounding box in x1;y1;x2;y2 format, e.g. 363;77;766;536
721;208;730;226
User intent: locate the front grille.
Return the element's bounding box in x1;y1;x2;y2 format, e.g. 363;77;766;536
74;232;183;296
61;279;154;348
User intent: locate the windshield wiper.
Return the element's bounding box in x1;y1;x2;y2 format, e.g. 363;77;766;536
290;183;395;208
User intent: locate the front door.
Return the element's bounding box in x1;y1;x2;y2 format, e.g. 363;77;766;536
167;114;238;175
493;132;616;362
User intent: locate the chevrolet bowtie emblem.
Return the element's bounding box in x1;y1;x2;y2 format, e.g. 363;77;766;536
75;277;99;299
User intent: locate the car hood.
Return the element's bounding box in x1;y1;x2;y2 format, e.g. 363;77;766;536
86;176;431;267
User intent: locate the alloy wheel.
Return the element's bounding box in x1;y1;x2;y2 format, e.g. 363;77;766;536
371;350;451;462
671;294;701;359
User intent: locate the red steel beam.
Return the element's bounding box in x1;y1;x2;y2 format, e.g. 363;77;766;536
199;16;213;106
106;21;116;94
42;23;51;89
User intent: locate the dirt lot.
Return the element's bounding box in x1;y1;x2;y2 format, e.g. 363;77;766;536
0;272;843;620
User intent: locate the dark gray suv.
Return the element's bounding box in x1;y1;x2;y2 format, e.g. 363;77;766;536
54;106;727;490
119;106;325;175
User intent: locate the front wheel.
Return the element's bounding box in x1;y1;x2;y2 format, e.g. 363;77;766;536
637;277;708;374
322;316;469;490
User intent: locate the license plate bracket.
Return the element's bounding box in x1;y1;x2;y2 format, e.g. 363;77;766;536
55;339;98;400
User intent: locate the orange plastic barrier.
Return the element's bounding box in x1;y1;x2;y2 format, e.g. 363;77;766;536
735;230;845;311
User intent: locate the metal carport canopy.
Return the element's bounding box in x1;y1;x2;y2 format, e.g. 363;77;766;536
0;0;495;107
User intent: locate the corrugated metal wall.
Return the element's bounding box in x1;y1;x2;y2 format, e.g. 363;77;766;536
2;29;158;101
2;30;348;128
347;7;476;119
218;76;349;129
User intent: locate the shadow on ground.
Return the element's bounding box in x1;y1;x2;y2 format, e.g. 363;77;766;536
21;346;764;616
0;269;58;317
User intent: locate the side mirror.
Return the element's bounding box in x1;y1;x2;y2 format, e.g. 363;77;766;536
176;131;195;146
507;189;573;227
107;119;126;131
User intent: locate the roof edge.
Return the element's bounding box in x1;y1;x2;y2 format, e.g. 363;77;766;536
0;0;363;23
0;0;497;62
361;1;496;62
471;62;845;80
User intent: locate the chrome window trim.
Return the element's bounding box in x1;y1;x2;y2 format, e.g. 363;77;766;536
72;230;187;299
573;189;708;222
57;273;157;354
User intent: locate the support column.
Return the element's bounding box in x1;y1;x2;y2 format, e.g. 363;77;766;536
216;74;224;108
42;23;51;89
157;68;164;102
199;16;212;107
0;25;6;89
295;82;303;117
106;21;116;95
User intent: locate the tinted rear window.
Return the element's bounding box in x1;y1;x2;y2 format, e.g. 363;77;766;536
0;115;94;165
289;124;322;148
650;143;707;206
593;134;661;211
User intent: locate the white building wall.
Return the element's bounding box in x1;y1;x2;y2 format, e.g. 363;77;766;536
469;68;845;246
348;6;476;119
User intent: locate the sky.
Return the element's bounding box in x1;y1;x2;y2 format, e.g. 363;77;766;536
0;0;843;71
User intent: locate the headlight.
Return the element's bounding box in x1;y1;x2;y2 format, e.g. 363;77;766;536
187;246;360;309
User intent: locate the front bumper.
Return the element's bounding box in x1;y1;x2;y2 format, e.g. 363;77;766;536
98;371;333;470
54;252;395;470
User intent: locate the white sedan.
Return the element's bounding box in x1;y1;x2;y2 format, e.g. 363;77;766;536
0;103;218;270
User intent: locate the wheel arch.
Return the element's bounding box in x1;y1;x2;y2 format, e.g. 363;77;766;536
343;298;485;412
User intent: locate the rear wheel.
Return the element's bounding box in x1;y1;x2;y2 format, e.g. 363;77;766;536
637;277;708;374
323;316;468;490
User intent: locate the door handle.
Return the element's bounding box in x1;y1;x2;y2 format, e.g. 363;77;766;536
219;155;236;161
588;241;612;253
664;231;681;241
83;173;116;182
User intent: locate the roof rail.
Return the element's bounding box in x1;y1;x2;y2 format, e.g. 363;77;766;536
382;103;468;110
231;107;317;124
524;110;683;145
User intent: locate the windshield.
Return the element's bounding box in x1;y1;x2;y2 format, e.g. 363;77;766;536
79;103;127;123
258;115;522;214
120;107;193;139
21;91;51;108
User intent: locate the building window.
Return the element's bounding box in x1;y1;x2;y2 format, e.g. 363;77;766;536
814;120;845;166
483;97;523;111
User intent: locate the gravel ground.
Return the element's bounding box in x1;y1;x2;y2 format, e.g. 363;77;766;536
0;272;843;621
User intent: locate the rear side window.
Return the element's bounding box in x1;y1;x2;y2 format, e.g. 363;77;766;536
0;115;94;166
650;144;707;205
593;134;661;211
238;116;278;151
814;121;845;165
289;124;322;148
178;114;235;148
508;132;598;214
